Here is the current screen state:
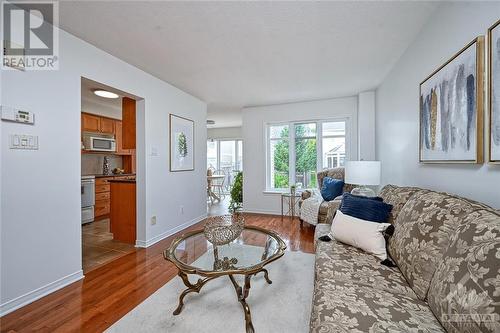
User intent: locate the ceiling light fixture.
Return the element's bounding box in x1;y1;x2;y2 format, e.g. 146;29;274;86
93;89;119;99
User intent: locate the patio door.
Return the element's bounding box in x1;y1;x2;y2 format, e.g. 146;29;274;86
207;139;243;190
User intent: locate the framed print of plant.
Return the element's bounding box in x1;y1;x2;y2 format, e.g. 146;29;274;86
170;114;194;171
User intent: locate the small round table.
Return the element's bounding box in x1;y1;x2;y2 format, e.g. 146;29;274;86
163;225;286;333
281;192;301;220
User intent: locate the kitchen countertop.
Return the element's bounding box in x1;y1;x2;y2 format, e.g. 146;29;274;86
108;179;136;183
83;173;136;178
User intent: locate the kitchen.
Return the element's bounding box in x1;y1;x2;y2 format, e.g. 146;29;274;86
80;78;138;272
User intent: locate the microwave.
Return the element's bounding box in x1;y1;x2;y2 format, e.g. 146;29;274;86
83;136;116;152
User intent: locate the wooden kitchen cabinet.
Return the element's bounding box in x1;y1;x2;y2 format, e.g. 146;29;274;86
123;150;136;173
94;175;136;219
82;113;100;132
99;117;115;135
110;180;136;244
95;177;112;218
122;97;136;149
81;112;115;135
114;120;132;155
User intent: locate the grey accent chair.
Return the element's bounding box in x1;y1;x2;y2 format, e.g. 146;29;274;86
299;167;353;225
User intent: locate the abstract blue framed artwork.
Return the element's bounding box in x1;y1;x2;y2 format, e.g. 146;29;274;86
489;19;500;163
419;37;484;163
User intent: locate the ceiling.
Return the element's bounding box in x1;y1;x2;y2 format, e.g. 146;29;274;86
81;78;123;113
60;1;439;128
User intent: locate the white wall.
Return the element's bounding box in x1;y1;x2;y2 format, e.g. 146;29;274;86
207;126;242;139
242;97;358;214
376;2;500;208
0;29;207;315
358;91;376;160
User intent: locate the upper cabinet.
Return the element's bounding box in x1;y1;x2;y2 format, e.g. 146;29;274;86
122;97;136;149
115;120;132;155
99;117;115;134
81;113;100;132
82;112;115;135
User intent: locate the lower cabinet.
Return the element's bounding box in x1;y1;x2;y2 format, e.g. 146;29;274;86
94;176;135;219
95;178;112;218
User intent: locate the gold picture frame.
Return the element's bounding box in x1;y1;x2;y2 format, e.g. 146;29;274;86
419;36;484;164
488;19;500;164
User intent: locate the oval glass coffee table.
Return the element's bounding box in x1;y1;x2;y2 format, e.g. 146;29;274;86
163;225;286;333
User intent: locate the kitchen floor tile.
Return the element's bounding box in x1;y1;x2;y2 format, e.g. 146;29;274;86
82;219;136;273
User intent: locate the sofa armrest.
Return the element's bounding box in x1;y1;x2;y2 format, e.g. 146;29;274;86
319;199;342;224
301;190;312;200
314;223;332;248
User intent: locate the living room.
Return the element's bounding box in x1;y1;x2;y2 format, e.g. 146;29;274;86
1;1;499;332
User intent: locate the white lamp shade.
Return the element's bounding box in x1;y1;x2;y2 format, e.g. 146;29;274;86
345;161;381;186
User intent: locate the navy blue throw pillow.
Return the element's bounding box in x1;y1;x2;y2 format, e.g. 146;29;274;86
340;192;393;223
320;177;344;201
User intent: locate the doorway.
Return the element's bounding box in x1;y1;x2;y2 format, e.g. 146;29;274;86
206;138;243;216
80;78;140;272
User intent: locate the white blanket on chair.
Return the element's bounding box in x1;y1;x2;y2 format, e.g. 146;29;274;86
300;190;323;225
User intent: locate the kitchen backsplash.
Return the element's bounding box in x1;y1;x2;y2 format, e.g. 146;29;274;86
82;154;123;175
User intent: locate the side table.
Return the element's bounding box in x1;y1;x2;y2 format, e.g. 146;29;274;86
281;192;301;220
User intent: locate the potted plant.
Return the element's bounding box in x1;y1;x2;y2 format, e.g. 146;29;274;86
229;172;243;213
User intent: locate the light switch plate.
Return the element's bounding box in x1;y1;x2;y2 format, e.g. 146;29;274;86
10;134;38;150
150;147;158;156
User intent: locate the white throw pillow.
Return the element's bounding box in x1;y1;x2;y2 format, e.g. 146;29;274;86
330;210;391;260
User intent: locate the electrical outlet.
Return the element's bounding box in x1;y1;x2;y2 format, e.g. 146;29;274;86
151;216;157;225
180;205;184;214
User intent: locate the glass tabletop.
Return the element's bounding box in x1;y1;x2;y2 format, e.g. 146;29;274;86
166;226;286;275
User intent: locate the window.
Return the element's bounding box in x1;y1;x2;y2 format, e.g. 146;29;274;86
206;139;243;188
267;119;349;190
269;125;289;188
322;121;346;169
220;140;236;171
294;123;317;189
207;140;218;170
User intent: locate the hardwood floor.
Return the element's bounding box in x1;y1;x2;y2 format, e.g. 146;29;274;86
0;214;314;333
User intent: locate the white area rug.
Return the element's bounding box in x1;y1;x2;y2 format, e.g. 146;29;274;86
106;250;315;333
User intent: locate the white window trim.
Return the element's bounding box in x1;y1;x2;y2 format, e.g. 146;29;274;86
265;117;351;191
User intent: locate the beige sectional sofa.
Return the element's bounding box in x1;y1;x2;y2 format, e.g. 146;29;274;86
310;184;500;333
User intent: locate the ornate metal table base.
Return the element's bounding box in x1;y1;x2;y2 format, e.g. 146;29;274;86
173;268;273;333
173;271;217;315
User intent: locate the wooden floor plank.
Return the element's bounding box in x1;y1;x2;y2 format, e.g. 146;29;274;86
0;215;314;333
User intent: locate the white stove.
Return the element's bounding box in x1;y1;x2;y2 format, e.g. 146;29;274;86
81;175;95;224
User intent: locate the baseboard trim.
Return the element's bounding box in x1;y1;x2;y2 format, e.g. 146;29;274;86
135;213;208;248
0;270;84;317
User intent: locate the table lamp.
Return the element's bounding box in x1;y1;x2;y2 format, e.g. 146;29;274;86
345;161;381;197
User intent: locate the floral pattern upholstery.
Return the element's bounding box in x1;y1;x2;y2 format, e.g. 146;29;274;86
310;184;499;333
379;184;424;224
318;200;342;224
427;209;500;333
310;277;444;332
388;190;485;300
315;240;418;298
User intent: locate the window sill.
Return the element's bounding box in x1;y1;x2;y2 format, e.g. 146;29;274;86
262;189;311;195
262;189;288;194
